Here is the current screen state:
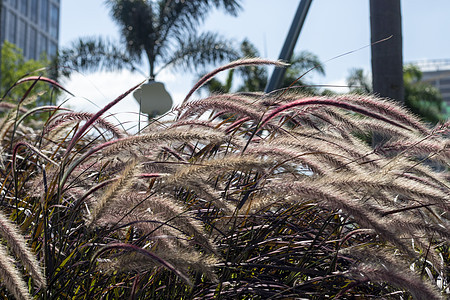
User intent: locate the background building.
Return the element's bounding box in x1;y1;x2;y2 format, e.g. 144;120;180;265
414;59;450;118
1;0;60;60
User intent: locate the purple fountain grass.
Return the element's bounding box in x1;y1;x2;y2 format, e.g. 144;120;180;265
57;127;230;195
266;177;419;245
46;112;126;139
344;249;443;300
88;158;140;225
93;243;193;286
12;141;59;173
94;206;218;284
14;76;74;96
323;171;450;213
178;94;263;121
0;102;28;113
99;192;217;254
381;138;450;164
246;145;328;175
0;210;46;289
142;195;217;252
84;128;227;159
169;119;222;131
165;155;272;187
181;58;288;106
263;136;369;173
398;165;449;191
301;106;416;142
259;96;411;130
138;173;162;178
333;94;431;134
101;128;228;156
1;59;448;298
225;116;252;133
396;172;447;194
0;243;32;300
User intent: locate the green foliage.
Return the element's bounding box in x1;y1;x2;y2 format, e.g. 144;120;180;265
347;66;446;124
0;41;53;104
404;64;445;123
0;59;448;299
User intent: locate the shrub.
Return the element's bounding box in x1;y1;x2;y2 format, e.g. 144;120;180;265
0;59;448;299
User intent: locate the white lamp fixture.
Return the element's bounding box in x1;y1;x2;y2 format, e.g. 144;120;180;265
133;81;173;118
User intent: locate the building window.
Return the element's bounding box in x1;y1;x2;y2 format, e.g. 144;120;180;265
40;0;49;31
31;0;38;23
440;87;450;94
17;19;27;56
29;27;38;60
20;0;28;16
9;0;18;9
39;34;47;57
50;3;59;39
49;41;57;57
440;78;450;86
7;11;17;44
1;8;6;42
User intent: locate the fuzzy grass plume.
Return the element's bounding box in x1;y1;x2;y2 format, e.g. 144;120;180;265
0;61;448;299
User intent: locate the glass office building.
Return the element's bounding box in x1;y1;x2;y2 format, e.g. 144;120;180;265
1;0;60;60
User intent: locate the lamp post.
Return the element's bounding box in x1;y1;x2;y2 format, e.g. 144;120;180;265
265;0;312;93
133;80;173;119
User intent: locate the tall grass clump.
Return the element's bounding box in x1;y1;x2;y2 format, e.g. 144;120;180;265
0;60;448;299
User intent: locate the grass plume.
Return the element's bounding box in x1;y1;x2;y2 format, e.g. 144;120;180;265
0;60;448;299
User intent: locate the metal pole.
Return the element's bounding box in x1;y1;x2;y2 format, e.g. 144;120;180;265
265;0;312;93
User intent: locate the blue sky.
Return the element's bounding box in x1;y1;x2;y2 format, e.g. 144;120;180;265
58;1;450;127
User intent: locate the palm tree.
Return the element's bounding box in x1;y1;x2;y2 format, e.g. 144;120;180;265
346;68;372;94
58;0;242;80
280;51;325;92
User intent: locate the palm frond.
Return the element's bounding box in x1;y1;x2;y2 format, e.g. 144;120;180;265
57;36;139;76
105;0;157;59
159;32;240;74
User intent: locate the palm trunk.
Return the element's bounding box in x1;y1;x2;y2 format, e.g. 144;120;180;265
149;61;155;80
370;0;404;103
370;0;404;146
146;50;155;80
